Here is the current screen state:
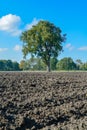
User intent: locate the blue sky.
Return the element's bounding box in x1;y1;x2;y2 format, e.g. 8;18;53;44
0;0;87;62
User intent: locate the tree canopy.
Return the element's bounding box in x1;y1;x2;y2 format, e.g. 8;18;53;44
20;20;66;71
56;57;77;70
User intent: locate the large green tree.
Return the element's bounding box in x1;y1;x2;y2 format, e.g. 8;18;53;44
20;20;66;71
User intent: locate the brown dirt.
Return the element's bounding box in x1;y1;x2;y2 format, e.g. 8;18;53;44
0;72;87;130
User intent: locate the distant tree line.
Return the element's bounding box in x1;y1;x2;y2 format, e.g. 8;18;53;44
0;60;20;71
19;57;87;71
0;58;87;71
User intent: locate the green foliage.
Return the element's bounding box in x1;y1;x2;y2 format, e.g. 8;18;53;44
75;59;87;70
12;61;20;70
19;57;58;71
32;58;46;70
50;58;58;70
56;57;77;70
80;62;87;70
20;20;66;71
19;57;46;71
19;57;87;71
75;59;83;70
19;60;26;70
1;58;87;71
0;60;20;71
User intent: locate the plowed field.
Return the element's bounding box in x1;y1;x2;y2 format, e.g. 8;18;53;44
0;72;87;130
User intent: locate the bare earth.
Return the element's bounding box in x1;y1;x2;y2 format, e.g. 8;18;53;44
0;72;87;130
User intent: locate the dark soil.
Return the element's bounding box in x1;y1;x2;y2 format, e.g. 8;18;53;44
0;72;87;130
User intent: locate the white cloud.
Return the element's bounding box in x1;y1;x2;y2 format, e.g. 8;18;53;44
78;46;87;51
26;18;40;30
0;15;42;35
65;43;74;51
0;48;8;52
65;43;71;48
0;14;22;36
14;45;22;51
